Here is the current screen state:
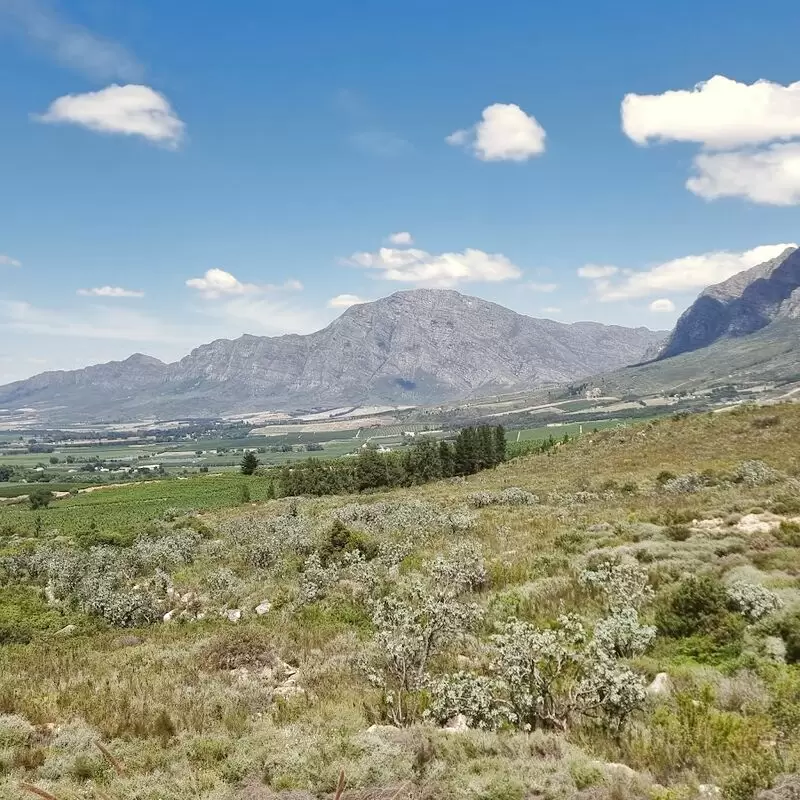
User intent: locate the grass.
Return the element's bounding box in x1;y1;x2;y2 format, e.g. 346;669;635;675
1;403;799;798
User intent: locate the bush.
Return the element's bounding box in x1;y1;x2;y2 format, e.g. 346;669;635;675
28;487;52;510
655;574;746;659
319;519;378;565
201;628;281;671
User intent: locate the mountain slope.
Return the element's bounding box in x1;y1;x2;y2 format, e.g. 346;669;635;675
0;289;664;423
658;246;800;359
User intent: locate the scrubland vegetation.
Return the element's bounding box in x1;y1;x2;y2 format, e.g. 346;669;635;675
1;404;799;799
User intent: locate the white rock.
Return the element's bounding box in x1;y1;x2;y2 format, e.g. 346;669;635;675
646;672;672;697
225;608;242;622
54;624;76;636
180;592;194;604
255;600;272;616
162;609;177;623
443;713;469;733
591;761;637;779
735;513;782;535
697;785;721;798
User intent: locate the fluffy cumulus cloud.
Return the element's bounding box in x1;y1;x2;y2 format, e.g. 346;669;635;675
36;84;185;147
327;293;369;309
447;103;546;161
622;75;800;204
0;254;22;268
580;243;796;302
649;298;676;313
186;269;256;298
343;245;522;287
688;143;800;205
387;231;413;246
186;269;303;299
77;286;144;298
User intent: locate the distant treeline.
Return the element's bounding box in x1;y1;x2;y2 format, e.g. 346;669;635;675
277;425;508;497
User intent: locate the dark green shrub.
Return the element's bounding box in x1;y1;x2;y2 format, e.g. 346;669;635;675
319;519;378;565
28;488;52;510
655;574;745;658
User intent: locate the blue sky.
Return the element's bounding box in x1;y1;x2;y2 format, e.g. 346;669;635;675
2;0;800;383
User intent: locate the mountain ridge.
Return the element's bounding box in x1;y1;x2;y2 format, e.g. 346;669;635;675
658;246;800;360
0;289;665;423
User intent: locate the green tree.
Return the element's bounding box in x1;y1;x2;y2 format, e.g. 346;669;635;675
494;425;507;464
0;465;12;482
439;440;455;478
240;451;259;475
412;438;442;483
28;488;52;510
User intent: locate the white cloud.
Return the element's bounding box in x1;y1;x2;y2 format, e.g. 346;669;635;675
0;0;142;80
527;282;558;293
186;269;302;299
622;75;800;205
77;286;144;298
583;243;796;301
687;143;800;205
447;103;546;161
186;269;259;299
577;264;619;279
36;84;185;147
388;232;413;246
622;75;800;150
649;298;676;313
327;293;369;309
0;254;21;268
343;245;522;287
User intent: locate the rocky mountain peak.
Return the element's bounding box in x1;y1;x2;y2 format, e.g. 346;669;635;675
658;246;800;360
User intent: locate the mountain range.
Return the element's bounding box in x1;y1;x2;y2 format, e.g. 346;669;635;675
4;244;799;425
0;290;664;423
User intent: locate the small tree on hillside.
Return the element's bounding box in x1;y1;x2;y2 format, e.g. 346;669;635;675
240;451;259;475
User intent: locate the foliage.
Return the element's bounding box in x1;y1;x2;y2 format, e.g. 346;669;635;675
726;581;783;623
240;451;260;475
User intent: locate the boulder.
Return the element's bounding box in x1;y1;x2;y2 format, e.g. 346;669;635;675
225;609;242;623
255;600;272;616
646;672;672;697
54;624;76;636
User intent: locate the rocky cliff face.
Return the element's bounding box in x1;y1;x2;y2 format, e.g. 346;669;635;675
0;289;665;422
659;247;800;360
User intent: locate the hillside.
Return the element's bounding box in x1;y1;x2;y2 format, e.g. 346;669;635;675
0;289;664;423
1;404;800;799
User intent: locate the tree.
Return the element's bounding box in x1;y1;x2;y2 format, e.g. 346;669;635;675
0;465;12;482
439;441;455;478
240;452;259;475
49;456;60;465
29;488;52;510
494;425;507;464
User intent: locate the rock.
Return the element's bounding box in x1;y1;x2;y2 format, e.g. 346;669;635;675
225;608;242;623
588;522;614;533
736;513;783;535
163;609;178;623
443;713;469;733
255;600;272;616
698;785;722;798
646;672;672;697
51;491;71;499
54;624;76;636
180;591;195;604
757;774;800;800
691;518;726;532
